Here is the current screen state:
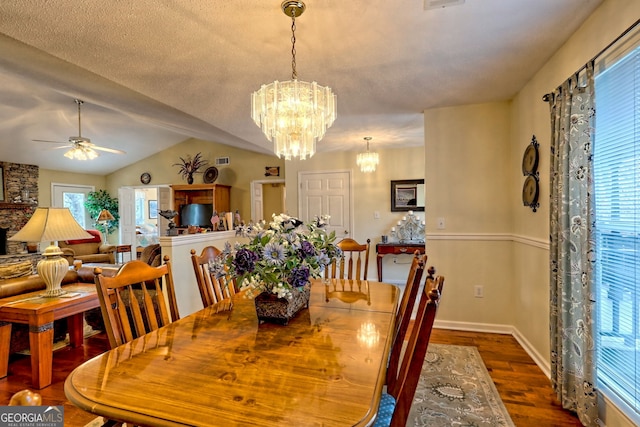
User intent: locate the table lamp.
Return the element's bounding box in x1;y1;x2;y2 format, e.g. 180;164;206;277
8;207;92;297
97;209;115;244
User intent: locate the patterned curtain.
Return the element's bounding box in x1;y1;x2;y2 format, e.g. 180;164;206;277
548;61;599;426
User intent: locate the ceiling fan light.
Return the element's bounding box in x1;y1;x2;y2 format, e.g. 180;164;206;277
86;147;98;160
64;146;98;161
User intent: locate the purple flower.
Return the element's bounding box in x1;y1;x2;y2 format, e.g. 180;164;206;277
288;265;310;288
233;248;259;275
299;241;316;258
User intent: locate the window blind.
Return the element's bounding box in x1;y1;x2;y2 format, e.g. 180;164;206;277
593;45;640;417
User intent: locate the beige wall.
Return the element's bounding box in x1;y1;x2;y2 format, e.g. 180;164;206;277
38;169;107;207
103;138;285;223
424;101;515;329
262;182;285;219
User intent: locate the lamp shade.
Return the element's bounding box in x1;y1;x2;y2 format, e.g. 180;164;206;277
97;209;115;222
9;208;91;297
9;207;91;243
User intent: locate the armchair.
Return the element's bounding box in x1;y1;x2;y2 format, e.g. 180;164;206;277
58;229;116;264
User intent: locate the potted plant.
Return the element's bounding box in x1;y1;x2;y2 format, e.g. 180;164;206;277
173;152;208;184
85;190;119;237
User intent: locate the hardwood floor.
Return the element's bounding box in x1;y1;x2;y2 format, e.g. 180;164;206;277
0;329;581;426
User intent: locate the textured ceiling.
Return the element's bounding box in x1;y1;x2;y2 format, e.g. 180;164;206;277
0;0;603;174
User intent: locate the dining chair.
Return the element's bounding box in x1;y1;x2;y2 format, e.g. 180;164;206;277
93;257;180;348
325;238;371;280
374;274;445;427
190;246;237;308
386;251;427;390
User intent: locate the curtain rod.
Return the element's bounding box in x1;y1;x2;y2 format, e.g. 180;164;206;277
542;18;640;102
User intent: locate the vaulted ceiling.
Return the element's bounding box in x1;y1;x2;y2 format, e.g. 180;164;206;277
0;0;602;174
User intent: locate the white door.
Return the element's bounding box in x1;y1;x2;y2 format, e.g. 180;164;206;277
158;186;171;234
51;183;94;227
118;187;136;247
298;170;351;239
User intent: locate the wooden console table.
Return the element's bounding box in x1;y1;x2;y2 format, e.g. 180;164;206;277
0;283;99;389
376;242;425;281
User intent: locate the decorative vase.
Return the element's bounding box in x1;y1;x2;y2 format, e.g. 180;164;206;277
187;173;194;184
254;284;311;325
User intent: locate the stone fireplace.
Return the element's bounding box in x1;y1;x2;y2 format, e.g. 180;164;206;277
0;162;41;270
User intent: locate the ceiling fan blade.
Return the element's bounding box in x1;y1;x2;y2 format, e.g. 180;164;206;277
32;139;68;144
92;145;126;155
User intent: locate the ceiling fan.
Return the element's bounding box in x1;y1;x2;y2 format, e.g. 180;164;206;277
33;99;126;160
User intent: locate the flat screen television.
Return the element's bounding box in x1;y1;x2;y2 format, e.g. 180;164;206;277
180;204;213;228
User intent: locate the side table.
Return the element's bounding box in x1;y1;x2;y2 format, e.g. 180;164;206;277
0;283;99;389
376;242;426;281
115;244;132;263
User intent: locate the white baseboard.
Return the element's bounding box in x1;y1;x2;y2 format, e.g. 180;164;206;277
434;319;514;335
511;327;551;378
434;320;551;378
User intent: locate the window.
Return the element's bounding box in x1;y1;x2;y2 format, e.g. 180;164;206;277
51;184;94;228
594;44;640;421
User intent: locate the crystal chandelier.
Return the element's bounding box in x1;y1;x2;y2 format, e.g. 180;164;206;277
356;137;379;173
251;1;337;161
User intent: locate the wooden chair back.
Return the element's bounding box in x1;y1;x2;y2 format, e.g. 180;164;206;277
324;278;371;305
382;275;445;426
190;246;237;308
326;238;371;280
94;257;180;348
386;251;427;389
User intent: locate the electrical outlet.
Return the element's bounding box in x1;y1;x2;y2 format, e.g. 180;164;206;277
474;285;484;298
437;217;445;229
374;211;380;219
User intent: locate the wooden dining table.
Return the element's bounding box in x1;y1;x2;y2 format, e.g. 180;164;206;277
64;279;400;427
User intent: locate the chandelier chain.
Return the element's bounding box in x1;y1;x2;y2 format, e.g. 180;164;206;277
290;12;297;80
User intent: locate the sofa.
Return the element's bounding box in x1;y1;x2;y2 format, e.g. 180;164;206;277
58;229;116;264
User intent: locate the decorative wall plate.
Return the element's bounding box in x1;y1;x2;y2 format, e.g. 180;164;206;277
522;135;539;175
522;174;539;212
203;166;219;184
140;172;151;185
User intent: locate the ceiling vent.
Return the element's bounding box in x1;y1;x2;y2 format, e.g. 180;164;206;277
424;0;465;10
215;157;230;166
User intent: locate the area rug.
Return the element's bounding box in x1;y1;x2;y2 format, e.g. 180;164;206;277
408;344;515;426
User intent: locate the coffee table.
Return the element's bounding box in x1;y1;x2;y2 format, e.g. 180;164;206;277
0;283;100;389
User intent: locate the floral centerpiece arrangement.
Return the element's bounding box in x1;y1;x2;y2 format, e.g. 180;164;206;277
214;214;341;299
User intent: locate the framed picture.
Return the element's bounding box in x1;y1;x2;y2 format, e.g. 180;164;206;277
391;179;425;212
265;166;280;177
148;200;158;219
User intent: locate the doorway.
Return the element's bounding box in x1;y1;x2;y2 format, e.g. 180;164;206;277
118;185;170;248
251;179;286;222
